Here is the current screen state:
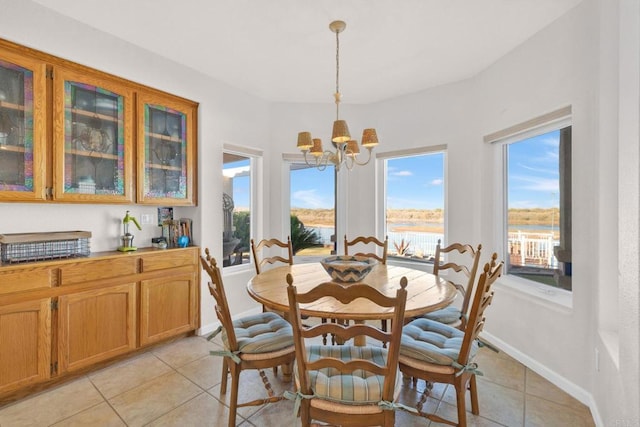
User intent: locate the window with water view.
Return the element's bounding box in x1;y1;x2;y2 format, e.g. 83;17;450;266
505;126;572;290
384;151;445;262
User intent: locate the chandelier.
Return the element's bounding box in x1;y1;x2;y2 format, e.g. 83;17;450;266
296;20;379;171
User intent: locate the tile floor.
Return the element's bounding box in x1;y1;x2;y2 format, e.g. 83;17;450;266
0;335;595;427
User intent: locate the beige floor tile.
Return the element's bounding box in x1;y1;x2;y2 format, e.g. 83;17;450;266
0;377;104;427
246;399;300;427
152;335;217;368
146;392;243;426
432;400;508;427
177;353;225;390
208;368;295;420
475;349;526;392
525;368;588;410
51;402;125;427
108;371;202;427
442;377;525;427
525;394;596;427
88;352;173;399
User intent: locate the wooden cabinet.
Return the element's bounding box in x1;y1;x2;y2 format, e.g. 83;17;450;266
0;247;200;401
0;38;198;205
137;92;197;206
58;283;136;373
52;66;134;202
0;298;51;394
0;48;47;201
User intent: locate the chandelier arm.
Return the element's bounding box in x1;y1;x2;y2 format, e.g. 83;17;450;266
351;147;374;166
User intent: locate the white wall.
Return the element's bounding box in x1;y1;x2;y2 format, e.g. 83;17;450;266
268;0;638;424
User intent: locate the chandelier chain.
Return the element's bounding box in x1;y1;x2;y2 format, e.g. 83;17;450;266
335;29;340;120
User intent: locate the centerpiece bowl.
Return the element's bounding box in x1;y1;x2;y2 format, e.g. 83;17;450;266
320;255;376;283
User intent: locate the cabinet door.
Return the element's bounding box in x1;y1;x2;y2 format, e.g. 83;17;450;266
58;283;136;373
53;67;134;202
137;92;197;205
140;271;198;346
0;49;47;201
0;298;51;393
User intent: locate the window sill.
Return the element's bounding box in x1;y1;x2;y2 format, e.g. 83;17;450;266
494;274;573;311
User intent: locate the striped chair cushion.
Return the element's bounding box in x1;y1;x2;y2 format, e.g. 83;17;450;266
400;318;478;365
421;306;462;325
222;312;293;353
295;345;400;405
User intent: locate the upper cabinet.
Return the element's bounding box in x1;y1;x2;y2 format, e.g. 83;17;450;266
0;50;47;201
137;92;197;206
53;67;134;203
0;39;198;205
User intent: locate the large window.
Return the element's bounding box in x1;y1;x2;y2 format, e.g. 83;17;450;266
382;150;445;263
501;122;572;290
289;163;335;257
222;151;253;267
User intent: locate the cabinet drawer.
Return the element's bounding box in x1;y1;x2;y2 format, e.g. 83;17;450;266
59;257;138;285
0;266;56;294
140;249;197;273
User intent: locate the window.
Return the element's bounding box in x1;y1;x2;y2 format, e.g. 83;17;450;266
499;119;572;290
380;149;445;263
222;151;253;267
289;163;335;258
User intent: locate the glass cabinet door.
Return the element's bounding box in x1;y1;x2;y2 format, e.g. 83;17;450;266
0;51;46;201
137;93;196;205
53;68;133;202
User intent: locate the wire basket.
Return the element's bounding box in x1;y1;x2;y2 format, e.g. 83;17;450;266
0;231;91;264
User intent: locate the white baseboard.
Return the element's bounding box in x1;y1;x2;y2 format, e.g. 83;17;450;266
197;306;263;337
481;331;603;427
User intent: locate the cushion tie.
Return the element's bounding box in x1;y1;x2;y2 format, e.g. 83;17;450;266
451;361;483;377
206;325;223;341
378;400;419;414
209;349;241;364
283;390;315;421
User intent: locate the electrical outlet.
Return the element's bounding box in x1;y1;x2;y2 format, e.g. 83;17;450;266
140;214;153;225
595;347;600;372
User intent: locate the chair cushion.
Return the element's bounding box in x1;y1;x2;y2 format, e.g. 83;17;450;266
421;306;462;325
295;345;400;405
400;318;478;365
222;312;293;353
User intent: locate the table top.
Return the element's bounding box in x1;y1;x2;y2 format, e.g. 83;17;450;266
247;262;457;321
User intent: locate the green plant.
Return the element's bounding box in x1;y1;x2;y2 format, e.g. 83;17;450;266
393;238;411;256
232;211;250;250
290;214;323;255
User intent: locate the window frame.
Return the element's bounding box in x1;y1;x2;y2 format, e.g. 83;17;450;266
486;107;573;307
222;143;262;271
376;145;447;266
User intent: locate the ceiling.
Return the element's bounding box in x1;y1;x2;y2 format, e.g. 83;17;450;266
31;0;582;104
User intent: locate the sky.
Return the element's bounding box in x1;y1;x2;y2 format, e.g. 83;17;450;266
225;128;561;211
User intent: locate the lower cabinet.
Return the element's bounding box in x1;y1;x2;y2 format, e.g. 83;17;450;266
0;298;51;394
58;283;137;373
0;247;200;401
140;271;198;346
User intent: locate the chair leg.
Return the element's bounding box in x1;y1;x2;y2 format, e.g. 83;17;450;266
228;365;241;427
455;381;468;427
380;319;388;348
469;374;480;415
220;358;229;394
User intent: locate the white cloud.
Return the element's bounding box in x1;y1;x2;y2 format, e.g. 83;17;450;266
291;189;330;209
430;178;443;186
392;170;413;177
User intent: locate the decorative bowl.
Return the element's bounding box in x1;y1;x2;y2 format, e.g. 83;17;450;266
320;255;377;283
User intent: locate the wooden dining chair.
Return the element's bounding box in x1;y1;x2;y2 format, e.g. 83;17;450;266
399;253;503;427
285;274;408;427
422;239;482;330
200;248;295;427
251;236;294;275
344;234;388;264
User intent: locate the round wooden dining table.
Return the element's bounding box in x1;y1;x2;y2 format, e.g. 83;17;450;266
247;262;457;344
